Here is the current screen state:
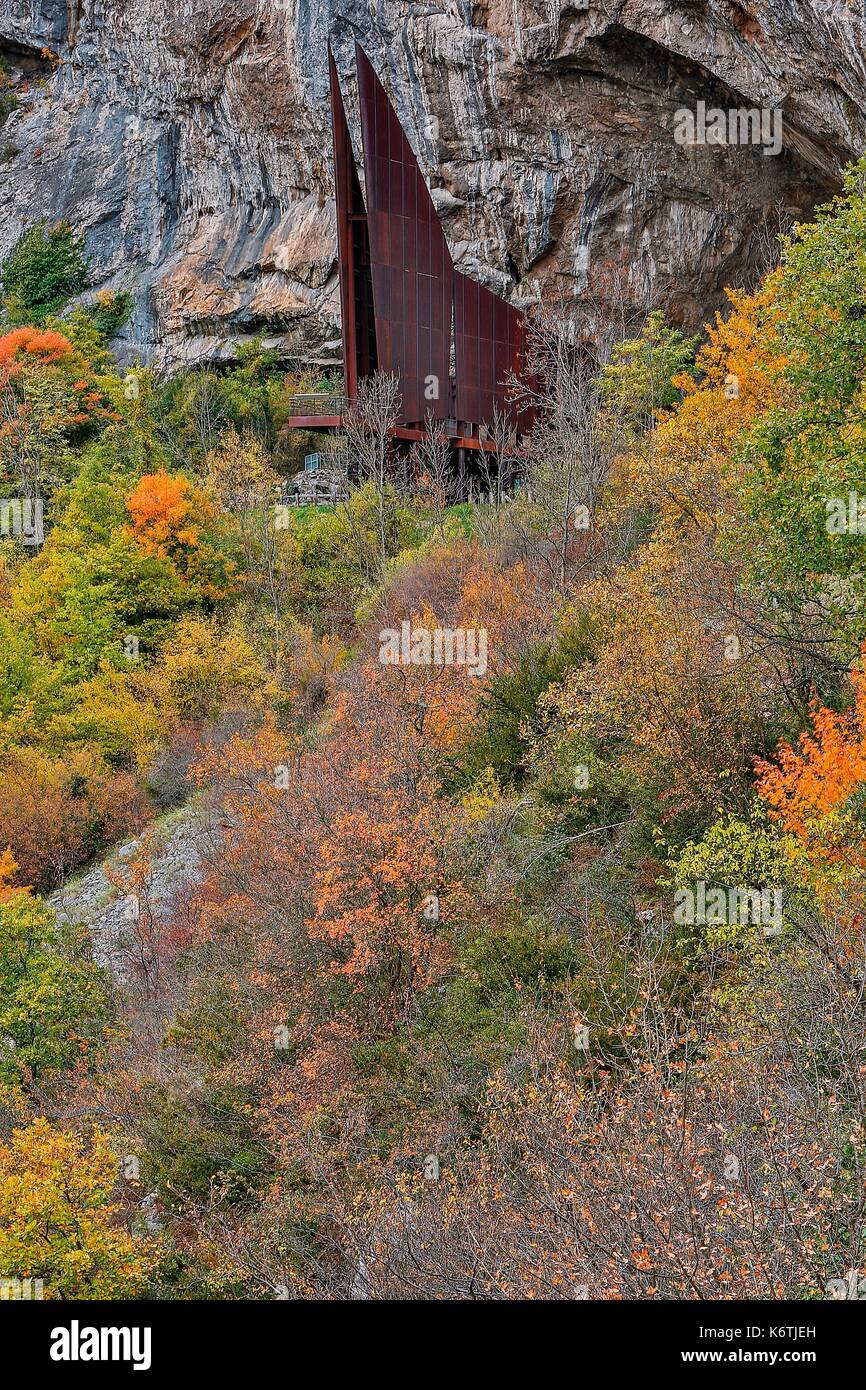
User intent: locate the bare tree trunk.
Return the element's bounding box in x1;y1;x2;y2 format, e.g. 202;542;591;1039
338;371;402;576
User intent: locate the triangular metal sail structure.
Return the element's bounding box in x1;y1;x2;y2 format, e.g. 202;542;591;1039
329;42;534;439
329;47;377;402
355;43;454;425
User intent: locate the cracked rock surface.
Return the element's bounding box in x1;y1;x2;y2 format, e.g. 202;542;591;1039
2;1;865;367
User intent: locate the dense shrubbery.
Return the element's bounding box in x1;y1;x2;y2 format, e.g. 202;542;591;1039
1;221;88;324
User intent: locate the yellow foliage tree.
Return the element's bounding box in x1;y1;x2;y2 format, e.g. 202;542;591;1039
613;278;787;533
0;1119;158;1299
47;616;275;770
544;538;772;817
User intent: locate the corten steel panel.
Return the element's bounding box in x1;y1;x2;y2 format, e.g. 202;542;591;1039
497;296;535;435
329;49;377;398
356;43;452;424
454;271;534;433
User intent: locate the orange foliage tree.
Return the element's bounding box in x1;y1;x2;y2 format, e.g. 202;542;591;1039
126;470;200;556
0;747;147;893
0;849;18;904
308;769;463;1008
756;657;866;865
125;469;237;604
0;327;75;375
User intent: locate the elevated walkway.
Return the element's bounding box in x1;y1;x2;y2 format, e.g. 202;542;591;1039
284;393;499;453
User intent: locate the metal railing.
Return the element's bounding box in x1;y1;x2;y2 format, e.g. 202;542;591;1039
287;392;348;417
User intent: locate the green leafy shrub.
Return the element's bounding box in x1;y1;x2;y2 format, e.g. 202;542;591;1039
138;1082;272;1207
0;893;112;1098
1;220;88;324
448;615;593;789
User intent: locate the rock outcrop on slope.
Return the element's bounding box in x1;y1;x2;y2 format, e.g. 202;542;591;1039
1;1;864;369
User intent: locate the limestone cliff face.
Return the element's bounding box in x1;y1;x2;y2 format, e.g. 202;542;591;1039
2;0;865;369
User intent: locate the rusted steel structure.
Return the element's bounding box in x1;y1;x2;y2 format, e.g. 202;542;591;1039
287;43;534;449
354;43;454;428
329;46;376;404
453;271;532;436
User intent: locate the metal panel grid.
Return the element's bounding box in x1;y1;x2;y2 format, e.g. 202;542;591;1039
356;43;452;424
331;42;534;439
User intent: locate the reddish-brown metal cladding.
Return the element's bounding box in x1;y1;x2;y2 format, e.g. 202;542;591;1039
328;42;532;437
329;50;377;399
355;42;453;425
452;274;493;429
453;274;533;434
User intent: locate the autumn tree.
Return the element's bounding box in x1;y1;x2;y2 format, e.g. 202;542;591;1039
756;655;866;872
0;1119;157;1299
340;372;401;574
0;747;146;892
0;326;118;503
0;891;112;1104
126;468;237;605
